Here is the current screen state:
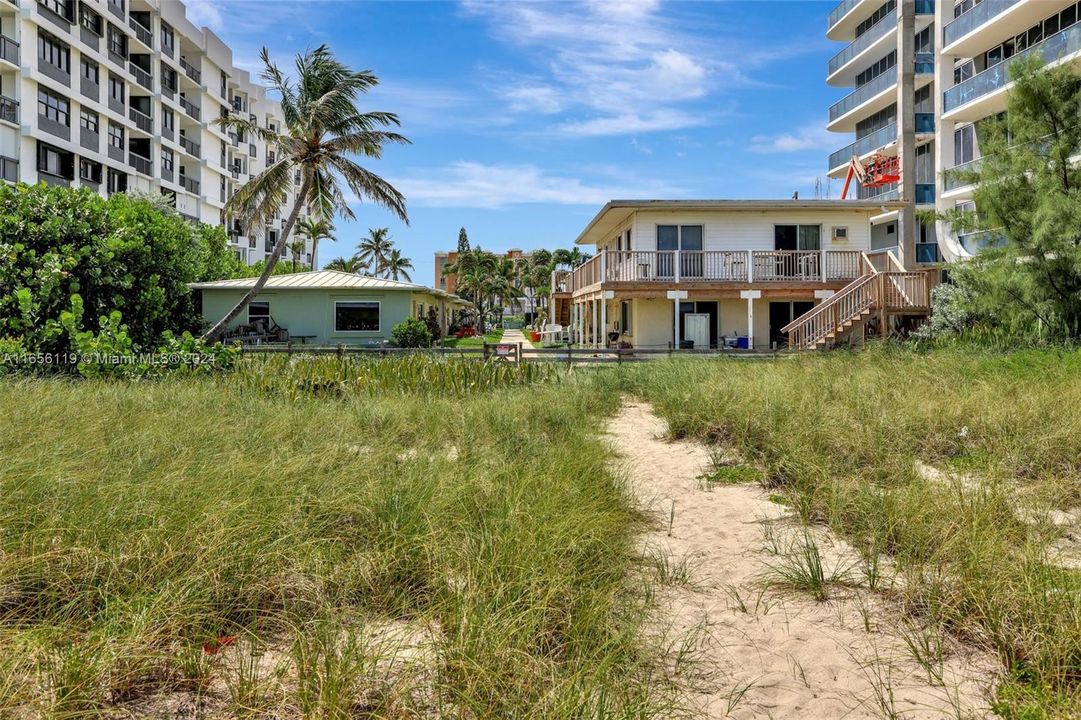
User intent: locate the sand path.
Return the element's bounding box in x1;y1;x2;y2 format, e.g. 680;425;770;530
605;400;996;719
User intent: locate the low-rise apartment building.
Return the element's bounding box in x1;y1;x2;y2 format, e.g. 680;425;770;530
552;200;934;350
0;0;310;267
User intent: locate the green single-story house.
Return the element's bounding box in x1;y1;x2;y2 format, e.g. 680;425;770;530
191;271;471;346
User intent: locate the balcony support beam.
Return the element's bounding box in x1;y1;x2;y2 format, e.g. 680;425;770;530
740;290;762;350
667;290;688;349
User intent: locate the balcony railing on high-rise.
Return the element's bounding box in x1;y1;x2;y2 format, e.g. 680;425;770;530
179;96;200;120
827;0;860;32
178;55;201;83
128;152;152;176
829;122;897;171
943;0;1021;47
828;8;897;77
943;157;982;191
129;106;153;133
179;135;200;156
0;33;17;65
0;95;17;124
944;21;1081;112
829;70;896;122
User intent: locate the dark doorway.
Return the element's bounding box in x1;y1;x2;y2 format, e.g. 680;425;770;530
678;300;719;348
774;225;798;251
769;300;815;348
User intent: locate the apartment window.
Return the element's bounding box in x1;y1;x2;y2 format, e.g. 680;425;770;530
220;70;227;96
80;108;98;132
162;107;174;132
161;147;174;171
855;0;895;37
107;167;127;194
81;58;99;84
40;0;74;22
109;74;125;104
856;50;895;87
38;31;71;73
80;5;102;35
160;22;174;52
954;124;977;166
107;24;127;58
37;143;73;178
37;90;70;125
108;122;124;149
80;158;102;183
109;0;124;13
335;301;380;332
247;301;271;325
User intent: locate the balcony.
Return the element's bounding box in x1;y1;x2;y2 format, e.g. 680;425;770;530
943;0;1021;49
179;96;200;120
958;230;1007;254
178;55;201;84
829;71;896;124
944;157;982;192
944;22;1081;118
128;151;152;176
128;106;152;133
828;0;861;34
565;250;867;294
0;95;16;124
179;174;199;194
829;61;934;130
828;8;896;80
128;16;152;48
829;122;897;173
129;61;152;90
0;33;17;66
179;134;199;156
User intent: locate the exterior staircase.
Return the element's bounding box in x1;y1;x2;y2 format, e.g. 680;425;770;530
782;250;933;350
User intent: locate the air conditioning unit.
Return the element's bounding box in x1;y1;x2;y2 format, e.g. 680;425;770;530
832;226;849;242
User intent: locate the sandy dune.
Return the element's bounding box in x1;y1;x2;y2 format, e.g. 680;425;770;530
606;401;996;719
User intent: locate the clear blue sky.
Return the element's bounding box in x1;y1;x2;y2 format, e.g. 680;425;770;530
192;0;844;285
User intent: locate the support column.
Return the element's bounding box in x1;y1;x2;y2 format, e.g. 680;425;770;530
601;290;614;349
591;298;599;348
897;0;917;269
666;290;688;349
740;290;762;350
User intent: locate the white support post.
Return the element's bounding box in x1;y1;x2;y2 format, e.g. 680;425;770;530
740;290;762;350
592;298;599;348
600;249;608;282
674;250;681;284
746;250;754;283
600;297;608;349
666;290;688;349
820;247;827;283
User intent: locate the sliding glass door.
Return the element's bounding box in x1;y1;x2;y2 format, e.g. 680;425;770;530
656;225;704;279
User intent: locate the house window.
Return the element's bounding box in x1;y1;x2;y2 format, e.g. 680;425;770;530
108;122;124;149
81;57;99;84
774;224;822;251
107;23;127;58
109;74;125;104
79;108;98;132
79;158;102;183
335;301;380;332
247;301;270;324
38;31;70;73
80;5;102;35
38;90;70;125
620;301;632;335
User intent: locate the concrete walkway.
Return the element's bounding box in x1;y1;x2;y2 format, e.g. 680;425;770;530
499;328;536;351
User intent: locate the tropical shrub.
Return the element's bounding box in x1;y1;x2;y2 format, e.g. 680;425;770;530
391;317;432;348
0;183;238;355
424;306;443;341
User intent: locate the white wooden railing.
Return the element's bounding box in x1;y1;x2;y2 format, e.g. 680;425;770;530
561;249;865;293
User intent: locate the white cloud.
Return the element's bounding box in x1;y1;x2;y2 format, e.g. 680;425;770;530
461;0;763;136
185;0;223;29
559;110;708;137
749;123;835;154
391;162;683;209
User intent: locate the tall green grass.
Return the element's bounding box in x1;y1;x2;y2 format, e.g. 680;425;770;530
0;364;679;717
609;346;1081;716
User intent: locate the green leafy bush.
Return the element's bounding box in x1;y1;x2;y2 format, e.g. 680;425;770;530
0;183;240;354
391;317;432;348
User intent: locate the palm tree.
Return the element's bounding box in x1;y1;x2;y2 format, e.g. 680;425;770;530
325;256;368;273
355;227;394;277
287;236;307;272
202;45;409;341
383;249;414;282
296;217;336;270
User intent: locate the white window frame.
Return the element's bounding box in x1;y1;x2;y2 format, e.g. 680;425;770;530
334;300;380;333
247;300;270;324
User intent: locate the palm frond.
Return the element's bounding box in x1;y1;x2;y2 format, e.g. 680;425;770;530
330;157;408;223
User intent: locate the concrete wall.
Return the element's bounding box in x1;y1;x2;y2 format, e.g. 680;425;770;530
200;288;418;345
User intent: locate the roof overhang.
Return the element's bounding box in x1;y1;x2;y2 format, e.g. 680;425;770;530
573;199;909;246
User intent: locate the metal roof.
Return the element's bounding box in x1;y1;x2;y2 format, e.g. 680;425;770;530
574;199;909;246
190;270;470;304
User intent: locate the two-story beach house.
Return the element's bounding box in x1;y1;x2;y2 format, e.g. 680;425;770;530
551;199;937;350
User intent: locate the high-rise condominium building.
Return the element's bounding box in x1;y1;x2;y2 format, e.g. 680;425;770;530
827;0;1081;265
0;0;311;267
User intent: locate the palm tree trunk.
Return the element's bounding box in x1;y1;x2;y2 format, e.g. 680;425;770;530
202;175;313;342
312;238;319;270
